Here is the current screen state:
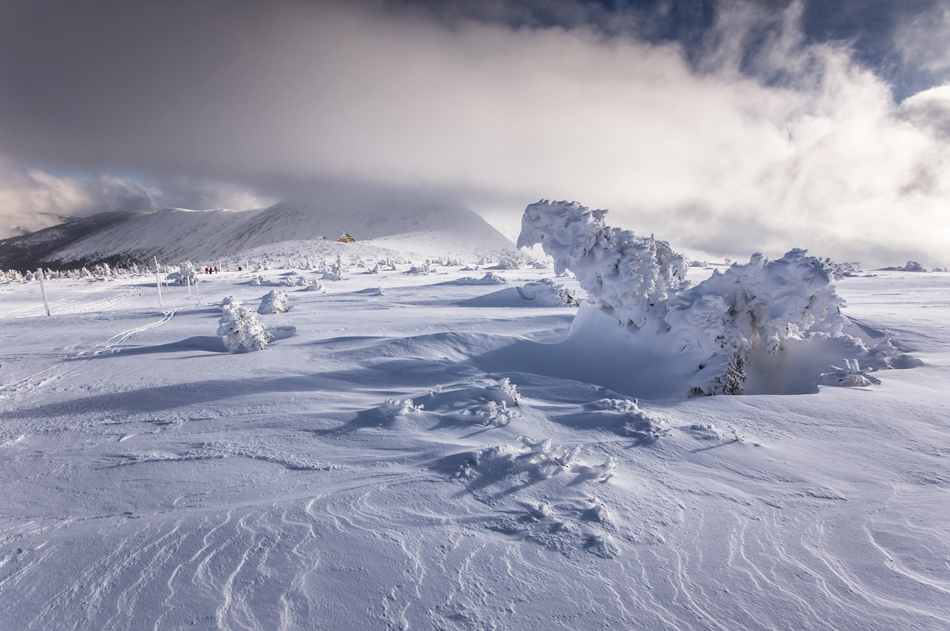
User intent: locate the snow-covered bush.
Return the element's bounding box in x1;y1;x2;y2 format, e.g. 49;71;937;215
405;262;432;275
302;280;326;292
258;290;290;314
167;262;200;286
518;200;902;396
492;256;525;270
833;261;861;277
516;279;578;307
883;261;927;272
518;200;688;328
218;297;271;352
322;254;347;281
666;250;845;395
279;273;313;287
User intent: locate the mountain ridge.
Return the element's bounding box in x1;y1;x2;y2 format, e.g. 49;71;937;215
0;201;520;270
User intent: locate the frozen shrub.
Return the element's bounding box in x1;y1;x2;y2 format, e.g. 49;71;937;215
218;296;271;352
833;261;861;277
167;262;200;286
492;256;525;270
667;249;846;395
405;262;432;275
279;273;311;287
322;254;347;281
518;200;688;328
518;200;865;396
258;290;289;314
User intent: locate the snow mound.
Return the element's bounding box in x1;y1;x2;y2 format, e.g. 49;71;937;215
881;261;928;272
584;398;669;440
218;296;271;352
258;290;289;314
414;378;520;427
444;272;508;285
515;200;919;396
516;279;578;307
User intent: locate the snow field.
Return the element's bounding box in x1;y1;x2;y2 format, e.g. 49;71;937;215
0;259;948;630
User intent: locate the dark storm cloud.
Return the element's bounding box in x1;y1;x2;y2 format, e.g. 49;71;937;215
1;0;950;267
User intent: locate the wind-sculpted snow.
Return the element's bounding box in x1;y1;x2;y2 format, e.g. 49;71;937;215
518;200;916;396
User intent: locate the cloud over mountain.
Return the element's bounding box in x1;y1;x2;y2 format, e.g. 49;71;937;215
1;0;950;266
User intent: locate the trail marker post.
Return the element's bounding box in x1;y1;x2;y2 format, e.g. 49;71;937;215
155;271;164;308
37;268;51;316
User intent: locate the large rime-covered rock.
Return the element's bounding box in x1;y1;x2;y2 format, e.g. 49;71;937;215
518;200;688;328
517;200;878;396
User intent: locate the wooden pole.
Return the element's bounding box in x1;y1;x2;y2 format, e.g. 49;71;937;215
37;268;51;316
155;270;164;308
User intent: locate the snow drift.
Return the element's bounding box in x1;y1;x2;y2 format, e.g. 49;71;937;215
516;200;918;396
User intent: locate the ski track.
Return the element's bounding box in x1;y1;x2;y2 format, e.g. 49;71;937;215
0;308;176;411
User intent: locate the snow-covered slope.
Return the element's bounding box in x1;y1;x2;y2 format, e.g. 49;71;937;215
0;200;520;270
0;265;947;630
0;210;149;271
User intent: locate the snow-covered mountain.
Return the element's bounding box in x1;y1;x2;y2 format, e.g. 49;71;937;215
0;200;520;270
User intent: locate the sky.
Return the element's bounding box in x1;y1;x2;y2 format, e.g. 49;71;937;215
1;0;950;267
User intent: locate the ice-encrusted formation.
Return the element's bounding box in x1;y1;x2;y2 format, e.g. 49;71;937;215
218;296;271;352
518;200;897;396
518;200;688;327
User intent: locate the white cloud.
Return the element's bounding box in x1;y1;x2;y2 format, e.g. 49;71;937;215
0;159;155;238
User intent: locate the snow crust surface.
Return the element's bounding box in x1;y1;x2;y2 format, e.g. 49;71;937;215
0;244;948;630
